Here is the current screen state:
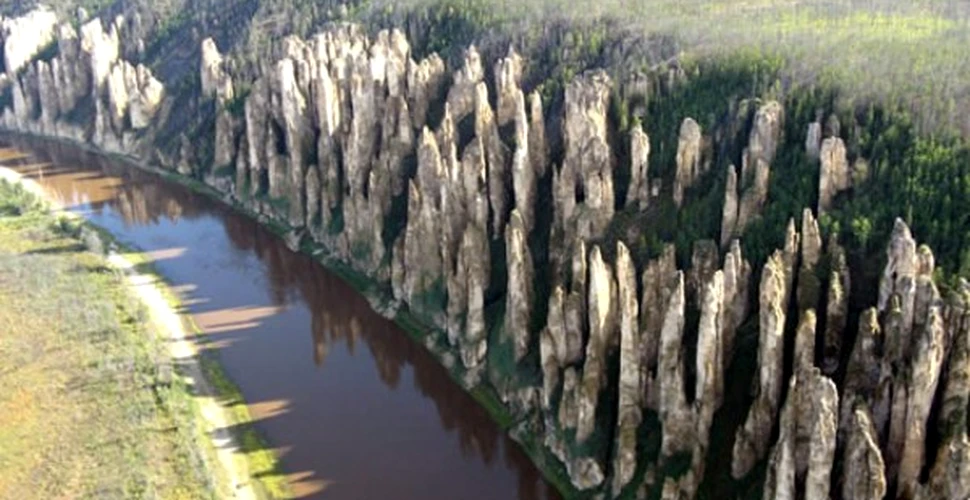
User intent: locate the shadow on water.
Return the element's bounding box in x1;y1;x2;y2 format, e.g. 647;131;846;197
0;134;559;500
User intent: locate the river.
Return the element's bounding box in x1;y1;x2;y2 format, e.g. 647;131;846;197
0;135;558;500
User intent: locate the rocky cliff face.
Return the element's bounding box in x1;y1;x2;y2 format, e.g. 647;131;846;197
721;100;782;245
1;13;163;154
818;137;851;215
673;117;702;208
1;6;58;76
2;8;968;500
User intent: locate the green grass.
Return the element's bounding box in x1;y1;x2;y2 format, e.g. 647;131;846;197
0;180;43;216
0;178;290;499
0;180;214;499
197;356;289;499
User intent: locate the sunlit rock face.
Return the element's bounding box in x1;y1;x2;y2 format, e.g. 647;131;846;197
4;10;970;499
720;164;739;248
673;117;701;208
719;100;785;243
445;45;483;125
763;369;838;500
202;38;238;190
554;70;615;249
746;100;784;166
818;136;851;215
611;241;641;493
843;405;888;500
0;12;164;154
627;124;651;210
121;63;164;130
1;6;58;75
576;245;617;444
732;252;789;478
504;210;534;362
200;38;234;103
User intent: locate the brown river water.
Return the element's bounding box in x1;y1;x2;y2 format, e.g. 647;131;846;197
0;136;558;500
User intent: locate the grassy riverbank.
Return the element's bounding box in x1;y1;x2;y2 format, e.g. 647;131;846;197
0;178;273;499
9;130;581;498
0;180;211;497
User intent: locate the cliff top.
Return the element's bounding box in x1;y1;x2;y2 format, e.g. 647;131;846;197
5;0;970;136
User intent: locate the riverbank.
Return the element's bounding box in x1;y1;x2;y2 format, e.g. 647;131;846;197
0;131;577;498
0;165;284;499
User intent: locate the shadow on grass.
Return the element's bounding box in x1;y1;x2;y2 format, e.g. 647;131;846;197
26;242;88;255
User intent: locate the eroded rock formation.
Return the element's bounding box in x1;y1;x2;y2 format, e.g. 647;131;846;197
553;70;615;260
822;236;850;375
627;124;651;210
576;245;617;443
732;252;789;478
658;272;690;456
200;37;234;102
673;117;701;207
505;210;534;362
0;13;163;154
722;101;783;243
805;121;822;159
611;241;641;493
844;405;888;500
764;369;838;500
3;9;969;500
1;6;58;75
818;137;851;214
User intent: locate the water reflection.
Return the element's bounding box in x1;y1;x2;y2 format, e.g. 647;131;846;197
0;136;557;500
